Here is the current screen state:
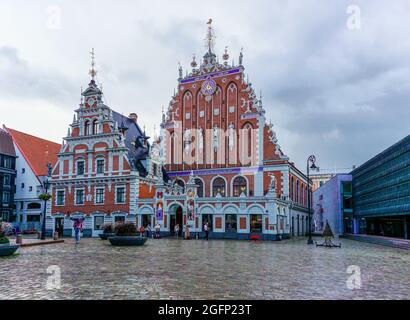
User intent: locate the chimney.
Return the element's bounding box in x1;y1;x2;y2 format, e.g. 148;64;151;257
129;113;138;123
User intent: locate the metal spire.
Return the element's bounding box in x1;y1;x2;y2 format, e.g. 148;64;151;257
89;48;97;80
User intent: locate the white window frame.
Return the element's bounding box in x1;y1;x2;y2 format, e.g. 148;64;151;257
94;187;105;205
76;159;85;176
55;189;66;206
74;188;85;205
94;215;104;230
2;191;10;204
115;185;126;204
3;174;10;186
95;158;105;175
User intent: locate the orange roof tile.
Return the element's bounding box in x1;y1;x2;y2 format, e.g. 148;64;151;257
5;127;61;177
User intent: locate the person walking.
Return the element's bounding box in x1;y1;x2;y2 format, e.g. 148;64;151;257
71;217;84;244
185;224;190;240
204;222;209;241
155;223;161;239
174;224;180;238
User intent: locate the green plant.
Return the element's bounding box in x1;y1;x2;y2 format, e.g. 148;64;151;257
115;222;137;236
39;193;52;201
0;237;10;245
103;223;114;234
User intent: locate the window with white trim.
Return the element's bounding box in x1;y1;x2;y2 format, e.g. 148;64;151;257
94;216;104;230
3;174;10;186
95;188;105;204
75;189;84;205
96;158;105;174
76;160;85;176
56;190;65;206
116;186;126;204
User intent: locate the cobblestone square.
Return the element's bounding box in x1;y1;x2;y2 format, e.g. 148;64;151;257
1;237;409;300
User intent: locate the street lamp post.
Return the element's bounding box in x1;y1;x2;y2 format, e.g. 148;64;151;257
306;155;319;245
40;163;52;240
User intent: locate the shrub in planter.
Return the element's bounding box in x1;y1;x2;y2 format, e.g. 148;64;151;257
109;222;147;246
114;222;137;236
0;237;10;245
103;223;114;234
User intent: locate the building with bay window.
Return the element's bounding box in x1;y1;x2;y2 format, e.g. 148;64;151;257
0;128;17;222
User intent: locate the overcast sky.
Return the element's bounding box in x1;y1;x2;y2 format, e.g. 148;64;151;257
1;0;409;172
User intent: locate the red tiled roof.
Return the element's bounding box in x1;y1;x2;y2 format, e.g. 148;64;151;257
5;127;61;177
0;128;16;157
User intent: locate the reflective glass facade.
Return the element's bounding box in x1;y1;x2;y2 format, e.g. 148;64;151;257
352;135;410;239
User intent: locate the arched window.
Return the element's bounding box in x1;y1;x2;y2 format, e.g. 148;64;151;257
233;176;247;196
212;177;226;197
27;203;41;210
290;177;294;200
84;121;90;136
173;179;185;193
93;119;99;135
296;181;300;204
194;178;204;197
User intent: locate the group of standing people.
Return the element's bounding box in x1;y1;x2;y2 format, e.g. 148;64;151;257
173;222;210;240
70;217;210;245
140;223;161;239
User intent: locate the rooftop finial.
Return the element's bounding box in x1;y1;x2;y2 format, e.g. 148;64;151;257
205;18;215;53
89;48;97;81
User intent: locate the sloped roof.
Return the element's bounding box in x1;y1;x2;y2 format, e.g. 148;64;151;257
5;127;61;177
0;127;16;157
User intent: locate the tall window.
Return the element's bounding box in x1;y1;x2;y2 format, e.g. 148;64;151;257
2;192;10;204
75;189;84;205
94;216;104;230
95;188;104;204
77;160;85;175
96;159;104;174
116;187;126;204
296;181;299;204
212;177;226;197
3;174;10;186
225;214;237;232
93;120;99;135
84;121;90;135
250;214;262;233
4;157;12;169
233;176;247;196
194;178;204;197
56;190;65;206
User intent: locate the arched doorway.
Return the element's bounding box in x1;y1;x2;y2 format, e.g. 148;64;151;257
170;204;183;237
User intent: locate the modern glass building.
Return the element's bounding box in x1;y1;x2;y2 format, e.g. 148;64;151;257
351;135;410;239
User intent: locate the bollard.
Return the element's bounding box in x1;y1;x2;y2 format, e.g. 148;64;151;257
53;231;59;241
16;233;22;245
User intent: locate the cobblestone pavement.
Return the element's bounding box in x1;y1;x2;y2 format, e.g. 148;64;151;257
1;237;409;300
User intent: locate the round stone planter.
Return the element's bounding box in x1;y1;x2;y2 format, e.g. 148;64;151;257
0;244;19;257
108;236;147;246
98;233;117;240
